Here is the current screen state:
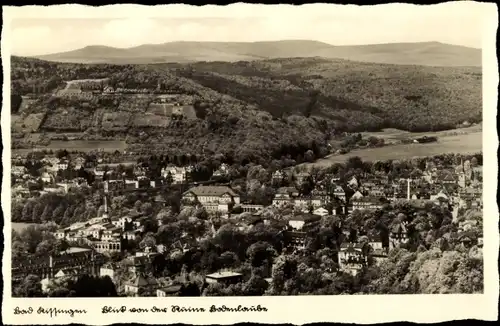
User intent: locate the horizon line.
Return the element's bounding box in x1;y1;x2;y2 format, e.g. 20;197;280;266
16;40;481;58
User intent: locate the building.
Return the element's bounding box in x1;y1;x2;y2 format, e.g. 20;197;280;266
41;172;52;183
332;185;346;201
368;236;389;263
286;231;307;251
338;243;368;276
124;274;158;296
293;196;323;210
161;166;188;184
205;271;243;285
351;196;385;211
12;248;104;282
92;239;122;253
12;165;27;177
57;159;69;171
287;214;321;231
182;186;240;207
272;187;300;207
240;204;264;213
157;284;183;297
389;222;409;248
100;262;119;281
272;170;287;183
312;207;329;216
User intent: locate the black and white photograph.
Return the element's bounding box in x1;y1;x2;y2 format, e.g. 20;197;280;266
1;2;498;325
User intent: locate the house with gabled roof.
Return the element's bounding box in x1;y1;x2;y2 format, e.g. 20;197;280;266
124;273;158;296
350;190;364;201
439;170;457;185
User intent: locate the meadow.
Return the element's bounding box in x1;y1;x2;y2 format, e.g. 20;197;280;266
13;139;128;155
12;222;41;233
305;130;482;168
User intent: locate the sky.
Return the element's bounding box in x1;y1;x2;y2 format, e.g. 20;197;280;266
6;3;488;56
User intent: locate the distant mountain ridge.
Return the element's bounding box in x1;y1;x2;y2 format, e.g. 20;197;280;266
33;40;482;67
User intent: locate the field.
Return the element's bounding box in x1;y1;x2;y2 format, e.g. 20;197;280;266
12;140;128;155
101;111;132;131
305;130;482;168
181;105;198;119
11;113;46;133
147;103;176;116
43;108;92;131
132;113;171;128
12;222;41;233
361;124;482;144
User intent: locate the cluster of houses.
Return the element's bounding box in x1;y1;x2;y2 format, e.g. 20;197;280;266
11;152;196;200
12;152;483;293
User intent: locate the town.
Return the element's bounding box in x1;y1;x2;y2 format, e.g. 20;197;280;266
11;146;484;296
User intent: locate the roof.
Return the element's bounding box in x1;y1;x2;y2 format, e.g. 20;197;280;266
353;196;384;203
276;187;299;195
289;214;322;223
458;231;477;241
62;247;92;254
206;271;242;279
158;285;183;293
184;185;238;197
340;242;365;252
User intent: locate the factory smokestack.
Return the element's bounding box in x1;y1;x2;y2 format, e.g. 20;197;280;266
407;178;411;200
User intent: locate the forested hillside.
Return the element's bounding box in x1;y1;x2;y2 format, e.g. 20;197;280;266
10;56;481;164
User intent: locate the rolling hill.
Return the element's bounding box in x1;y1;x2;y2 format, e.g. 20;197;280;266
34;40;482;67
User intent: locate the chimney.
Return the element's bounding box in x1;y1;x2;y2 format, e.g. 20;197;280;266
407;178;411;201
103;180;109;218
49;255;53;269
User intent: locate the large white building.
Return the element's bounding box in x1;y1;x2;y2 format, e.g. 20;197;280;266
182;185;240;211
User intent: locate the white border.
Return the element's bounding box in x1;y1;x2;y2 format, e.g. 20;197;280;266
2;3;499;325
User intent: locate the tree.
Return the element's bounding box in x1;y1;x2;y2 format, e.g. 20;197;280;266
13;274;43;297
246;241;277;268
219;251;239;269
139;233;157;251
243;274;269;296
304;150;315;162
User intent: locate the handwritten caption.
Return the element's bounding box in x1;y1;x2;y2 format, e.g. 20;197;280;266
13;305;268;318
102;305;268;313
14;306;88;318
